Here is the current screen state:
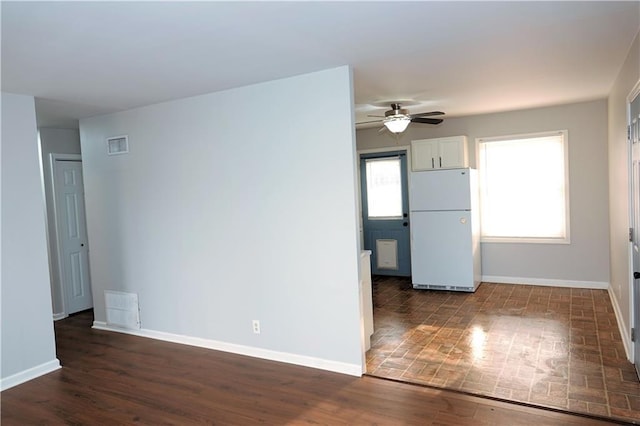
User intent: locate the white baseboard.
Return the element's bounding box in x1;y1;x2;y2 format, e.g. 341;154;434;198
0;359;61;391
608;287;633;361
92;321;362;377
482;275;609;289
52;313;68;321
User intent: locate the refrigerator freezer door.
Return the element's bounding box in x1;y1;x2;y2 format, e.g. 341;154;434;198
409;169;471;211
410;210;474;289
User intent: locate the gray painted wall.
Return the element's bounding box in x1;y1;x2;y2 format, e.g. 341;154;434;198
358;99;610;285
1;93;59;388
39;128;82;317
608;29;640;350
79;67;364;370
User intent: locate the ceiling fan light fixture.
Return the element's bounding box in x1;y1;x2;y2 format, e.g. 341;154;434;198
383;116;411;133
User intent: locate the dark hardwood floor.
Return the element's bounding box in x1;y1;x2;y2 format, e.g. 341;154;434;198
1;310;623;425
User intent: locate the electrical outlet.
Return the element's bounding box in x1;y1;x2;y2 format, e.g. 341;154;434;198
252;320;261;334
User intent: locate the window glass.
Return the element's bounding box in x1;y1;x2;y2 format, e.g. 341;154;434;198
365;158;403;219
478;131;569;243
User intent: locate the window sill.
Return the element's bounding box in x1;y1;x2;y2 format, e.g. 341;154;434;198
481;237;570;244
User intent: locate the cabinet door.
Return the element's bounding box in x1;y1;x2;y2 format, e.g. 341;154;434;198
438;137;468;169
411;139;437;171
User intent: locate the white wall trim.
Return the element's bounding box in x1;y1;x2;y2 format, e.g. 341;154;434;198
482;275;608;289
52;313;68;321
627;79;640;104
0;359;61;391
92;322;363;377
608;286;633;362
37;132;58;321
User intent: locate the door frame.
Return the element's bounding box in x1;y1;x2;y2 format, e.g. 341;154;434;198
628;80;640;367
49;153;87;318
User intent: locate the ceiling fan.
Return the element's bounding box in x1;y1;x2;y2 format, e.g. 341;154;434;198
364;103;445;134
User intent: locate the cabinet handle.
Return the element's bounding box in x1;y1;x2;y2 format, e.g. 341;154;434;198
439;157;442;167
431;158;434;168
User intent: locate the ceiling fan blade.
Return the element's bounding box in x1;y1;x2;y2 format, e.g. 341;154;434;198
357;119;383;125
411;117;444;125
367;114;385;118
410;111;445;118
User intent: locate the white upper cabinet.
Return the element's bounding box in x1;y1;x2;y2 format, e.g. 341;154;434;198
411;136;468;171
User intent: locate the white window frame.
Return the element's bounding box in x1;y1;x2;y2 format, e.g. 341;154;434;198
364;156;404;220
476;130;570;244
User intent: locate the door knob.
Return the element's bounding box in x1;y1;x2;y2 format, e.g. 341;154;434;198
403;222;408;227
634;272;640;279
81;243;85;247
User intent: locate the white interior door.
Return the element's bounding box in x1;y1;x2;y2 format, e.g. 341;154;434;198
630;91;640;380
54;159;93;314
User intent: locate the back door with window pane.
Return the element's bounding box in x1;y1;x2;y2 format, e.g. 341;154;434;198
360;151;411;276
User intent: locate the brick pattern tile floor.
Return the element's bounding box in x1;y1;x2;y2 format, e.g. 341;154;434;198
366;277;640;423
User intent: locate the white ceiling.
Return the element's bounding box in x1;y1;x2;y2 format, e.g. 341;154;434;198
2;1;639;129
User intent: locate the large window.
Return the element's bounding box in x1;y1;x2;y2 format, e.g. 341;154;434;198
477;130;569;243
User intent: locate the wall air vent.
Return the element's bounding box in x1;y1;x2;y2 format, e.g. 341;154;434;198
105;290;140;329
107;135;129;155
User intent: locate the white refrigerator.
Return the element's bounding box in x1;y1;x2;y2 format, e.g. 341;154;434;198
409;168;481;292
